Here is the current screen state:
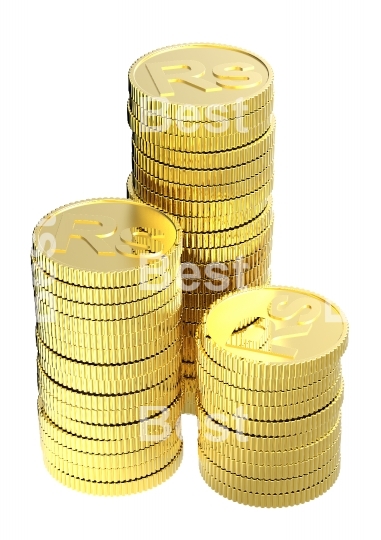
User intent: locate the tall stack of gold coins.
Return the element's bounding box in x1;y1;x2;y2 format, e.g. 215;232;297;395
31;198;184;495
196;287;348;507
127;43;275;413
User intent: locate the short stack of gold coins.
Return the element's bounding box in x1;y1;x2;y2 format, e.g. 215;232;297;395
31;198;184;495
127;43;275;413
195;286;348;507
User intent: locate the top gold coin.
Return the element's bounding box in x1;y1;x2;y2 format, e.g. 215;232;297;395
32;199;182;288
129;43;273;121
200;286;348;380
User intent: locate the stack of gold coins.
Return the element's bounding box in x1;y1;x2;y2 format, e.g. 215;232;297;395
196;287;348;507
31;198;184;495
127;43;275;414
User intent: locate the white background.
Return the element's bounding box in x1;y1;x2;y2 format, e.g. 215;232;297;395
0;1;378;538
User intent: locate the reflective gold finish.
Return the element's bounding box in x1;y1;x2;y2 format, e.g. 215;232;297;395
132;117;276;169
200;287;348;380
32;199;182;288
43;448;183;496
32;198;183;495
195;286;348;506
127;44;275;416
30;45;348;508
128;43;274;120
199;461;340;508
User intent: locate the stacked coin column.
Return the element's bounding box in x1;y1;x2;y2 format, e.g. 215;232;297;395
127;44;275;414
31;199;184;495
196;287;347;507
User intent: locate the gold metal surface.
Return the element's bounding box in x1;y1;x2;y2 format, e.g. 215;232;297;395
37;325;181;364
34;278;180;320
127;115;271;151
43;447;183;496
199;446;340;493
200;286;348;380
199;436;341;479
31;44;348;507
42;438;183;482
32;258;182;304
128;43;274;120
183;376;198;415
38;393;184;446
198;374;343;421
132;117;275;169
128;98;274;136
200;416;342;466
32;198;182;288
131;174;274;218
196;396;342;448
199;460;340;508
37;333;182;394
132;156;274;196
127;174;268;233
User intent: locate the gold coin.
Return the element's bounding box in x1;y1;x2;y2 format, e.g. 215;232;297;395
127;174;268;232
182;361;197;378
31;258;181;305
37;333;182;394
181;200;272;249
128;98;273;137
132;157;274;197
182;245;271;281
197;399;341;451
184;317;269;362
200;416;341;466
132;117;275;169
34;282;181;321
41;426;182;468
36;293;181;335
38;361;180;412
129;43;274;121
183;349;196;363
199;437;340;480
199;286;348;380
40;386;181;425
197;385;343;438
34;279;180;321
182;321;199;338
38;350;182;395
43;446;183;496
198;373;343;421
182;223;273;263
197;337;341;391
32;198;182;288
132;141;274;188
183;343;197;362
182;276;270;325
36;307;181;349
37;324;181;364
183;335;197;353
182;264;271;303
38;394;183;449
34;284;181;334
199;447;340;495
42;438;182;483
183;376;198;415
36;318;181;352
131;173;273;218
128;108;270;152
197;345;342;396
199;459;340;508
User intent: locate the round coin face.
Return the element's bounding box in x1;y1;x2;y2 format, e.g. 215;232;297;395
129;43;273;114
33;199;179;275
204;287;348;366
